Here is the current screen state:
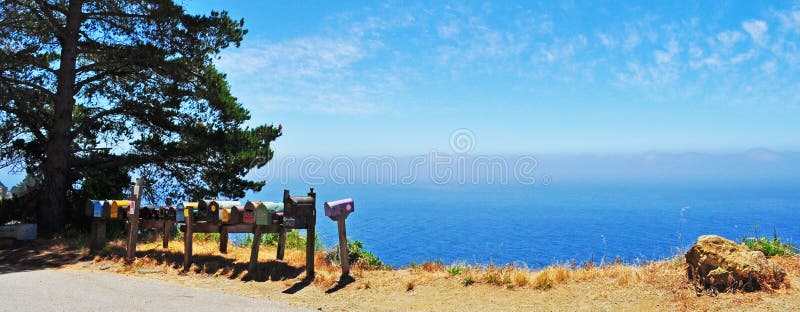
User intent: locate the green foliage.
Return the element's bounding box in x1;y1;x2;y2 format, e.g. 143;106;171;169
232;230;323;251
326;239;384;269
447;265;465;276
348;240;384;269
0;192;38;224
195;233;221;242
0;0;280;234
743;229;798;257
461;276;475;286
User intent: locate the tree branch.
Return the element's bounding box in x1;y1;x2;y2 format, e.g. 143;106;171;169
31;0;67;40
0;105;47;143
69;105;127;138
0;75;56;98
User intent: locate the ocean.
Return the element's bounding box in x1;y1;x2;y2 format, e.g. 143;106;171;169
244;181;800;268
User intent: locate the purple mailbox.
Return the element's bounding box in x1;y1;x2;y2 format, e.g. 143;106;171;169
325;198;355;278
324;198;354;221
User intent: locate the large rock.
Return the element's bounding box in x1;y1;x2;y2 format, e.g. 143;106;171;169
686;235;786;292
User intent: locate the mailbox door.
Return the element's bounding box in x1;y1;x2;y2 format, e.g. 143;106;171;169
94;201;105;218
243;208;255;224
255;206;268;225
176;207;185;222
221;208;231;223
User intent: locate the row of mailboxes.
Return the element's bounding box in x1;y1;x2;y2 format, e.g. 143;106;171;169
177;200;286;226
138;206;176;221
85;200;131;219
86;199;183;221
89;188;316;226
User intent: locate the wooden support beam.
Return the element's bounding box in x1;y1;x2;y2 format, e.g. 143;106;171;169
89;219;106;250
276;227;286;260
248;225;263;279
163;220;172;249
219;226;228;254
183;208;193;271
337;216;350;277
126;179;143;260
306;221;316;278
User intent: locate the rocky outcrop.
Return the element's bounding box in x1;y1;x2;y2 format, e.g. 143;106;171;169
686;235;786;292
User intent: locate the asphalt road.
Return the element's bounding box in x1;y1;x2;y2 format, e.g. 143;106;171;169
0;268;310;312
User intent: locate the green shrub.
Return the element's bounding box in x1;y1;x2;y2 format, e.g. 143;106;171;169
462;276;474;286
195;233;220;242
447;265;464;276
348;240;383;269
743;230;798;257
326;239;384;269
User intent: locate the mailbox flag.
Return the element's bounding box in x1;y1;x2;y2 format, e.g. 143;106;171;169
324;198;354;221
177;202;197;222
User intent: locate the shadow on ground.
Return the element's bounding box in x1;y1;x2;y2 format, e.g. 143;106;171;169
0;237;308;292
0;238;91;274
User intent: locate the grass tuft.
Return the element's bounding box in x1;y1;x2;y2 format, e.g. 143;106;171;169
743;230;798;257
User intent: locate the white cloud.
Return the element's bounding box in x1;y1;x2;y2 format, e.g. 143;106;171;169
761;61;776;74
742;20;768;44
215;31;398;114
437;21;460;39
598;33;616;49
654;40;680;64
776;10;800;32
715;30;745;47
622;28;641;50
539;35;587;63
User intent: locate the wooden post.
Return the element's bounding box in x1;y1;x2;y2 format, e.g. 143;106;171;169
248;225;263;278
337;216;350;277
276;227;286;260
126;179;143;260
306;221;315;278
90;219;106;250
219;226;228;254
162;220;172;249
183;206;193;270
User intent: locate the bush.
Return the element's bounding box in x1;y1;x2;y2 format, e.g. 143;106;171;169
231;230;323;250
447;265;464;276
743;229;798;256
461;276;474;286
326;240;384;270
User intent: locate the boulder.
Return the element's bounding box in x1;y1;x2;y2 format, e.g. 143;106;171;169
686;235;786;292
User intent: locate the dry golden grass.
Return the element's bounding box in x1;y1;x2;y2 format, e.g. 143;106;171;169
8;236;797;311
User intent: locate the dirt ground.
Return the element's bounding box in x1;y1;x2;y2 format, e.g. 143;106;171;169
2;238;798;311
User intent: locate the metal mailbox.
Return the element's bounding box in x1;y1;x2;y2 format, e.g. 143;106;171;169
86;200;105;218
212;201;241;224
243;201;259;224
282;188;316;229
324;198;354;221
110;200;130;219
178;202;197;223
102;200;130;219
139;206;154;220
166;207;176;221
196;200;216;223
256;202;283;225
227;205;244;224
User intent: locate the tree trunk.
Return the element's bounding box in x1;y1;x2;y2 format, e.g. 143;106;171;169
38;0;83;237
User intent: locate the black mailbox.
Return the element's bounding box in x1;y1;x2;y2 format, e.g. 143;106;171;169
196;200;218;223
166;207;176;221
282;188;316;229
139;206;154;220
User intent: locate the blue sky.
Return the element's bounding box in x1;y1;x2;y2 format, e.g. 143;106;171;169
181;1;800;156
